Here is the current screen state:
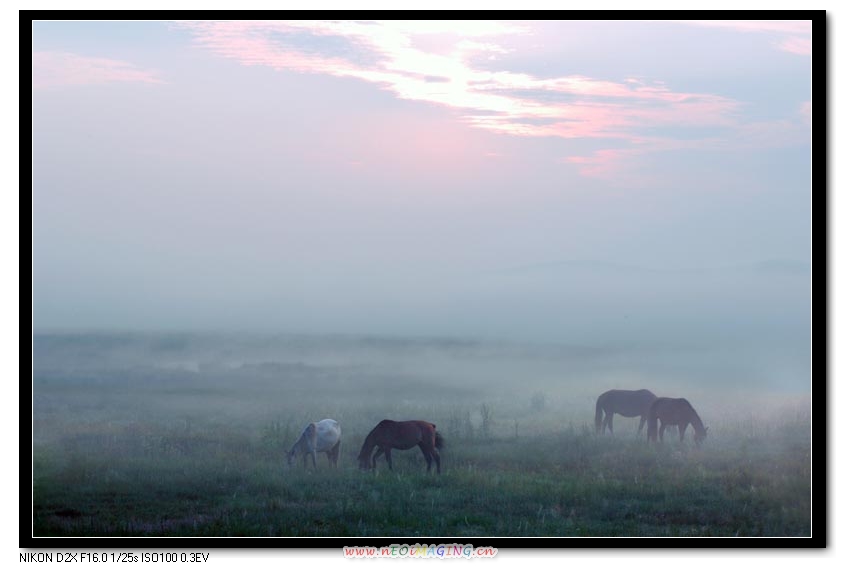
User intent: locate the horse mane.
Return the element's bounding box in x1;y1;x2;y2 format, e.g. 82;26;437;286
674;399;704;428
357;425;379;461
290;422;316;456
686;402;705;432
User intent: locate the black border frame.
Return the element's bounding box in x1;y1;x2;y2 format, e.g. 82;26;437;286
23;8;826;550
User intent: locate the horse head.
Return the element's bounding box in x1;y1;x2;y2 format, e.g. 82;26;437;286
357;453;372;471
694;426;709;446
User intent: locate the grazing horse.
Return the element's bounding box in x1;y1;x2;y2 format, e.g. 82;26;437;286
647;397;708;446
357;420;444;474
595;389;658;435
286;418;342;468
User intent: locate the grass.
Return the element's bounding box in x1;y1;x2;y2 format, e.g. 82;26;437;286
32;413;811;537
31;332;812;538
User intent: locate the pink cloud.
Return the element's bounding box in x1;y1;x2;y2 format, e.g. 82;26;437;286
778;36;813;56
172;20;806;182
564;149;635;178
564;100;812;181
560;146;670;189
32;51;163;89
174;21;741;143
562;148;654;183
670;19;812;57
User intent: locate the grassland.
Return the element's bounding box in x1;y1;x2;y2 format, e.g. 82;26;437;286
31;333;812;538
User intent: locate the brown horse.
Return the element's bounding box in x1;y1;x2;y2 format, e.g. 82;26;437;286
647;397;708;446
595;389;658;435
357;420;444;474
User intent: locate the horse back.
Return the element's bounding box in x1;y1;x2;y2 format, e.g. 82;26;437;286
371;419;436;450
600;389;657;415
400;420;433;448
314;418;341;450
650;397;696;424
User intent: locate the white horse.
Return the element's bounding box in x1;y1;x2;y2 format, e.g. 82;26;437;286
286;418;342;468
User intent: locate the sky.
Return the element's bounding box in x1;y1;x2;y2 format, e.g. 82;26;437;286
31;19;812;355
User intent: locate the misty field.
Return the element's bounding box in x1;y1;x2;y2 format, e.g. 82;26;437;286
31;333;811;538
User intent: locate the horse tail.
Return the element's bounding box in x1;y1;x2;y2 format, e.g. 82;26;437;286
595;395;605;433
435;431;445;449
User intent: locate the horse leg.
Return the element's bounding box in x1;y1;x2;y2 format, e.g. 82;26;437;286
658;422;666;442
420;445;433;472
310;450;317;468
637;416;647;435
432;448;441;474
329;441;340;467
372;447;385;470
607;413;614;434
385;448;393;471
679;423;688;444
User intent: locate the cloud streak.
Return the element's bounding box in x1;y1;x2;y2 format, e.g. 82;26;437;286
777;36;812;56
174;21;741;140
669;19;812;56
32;51;164;89
172;20;808;180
